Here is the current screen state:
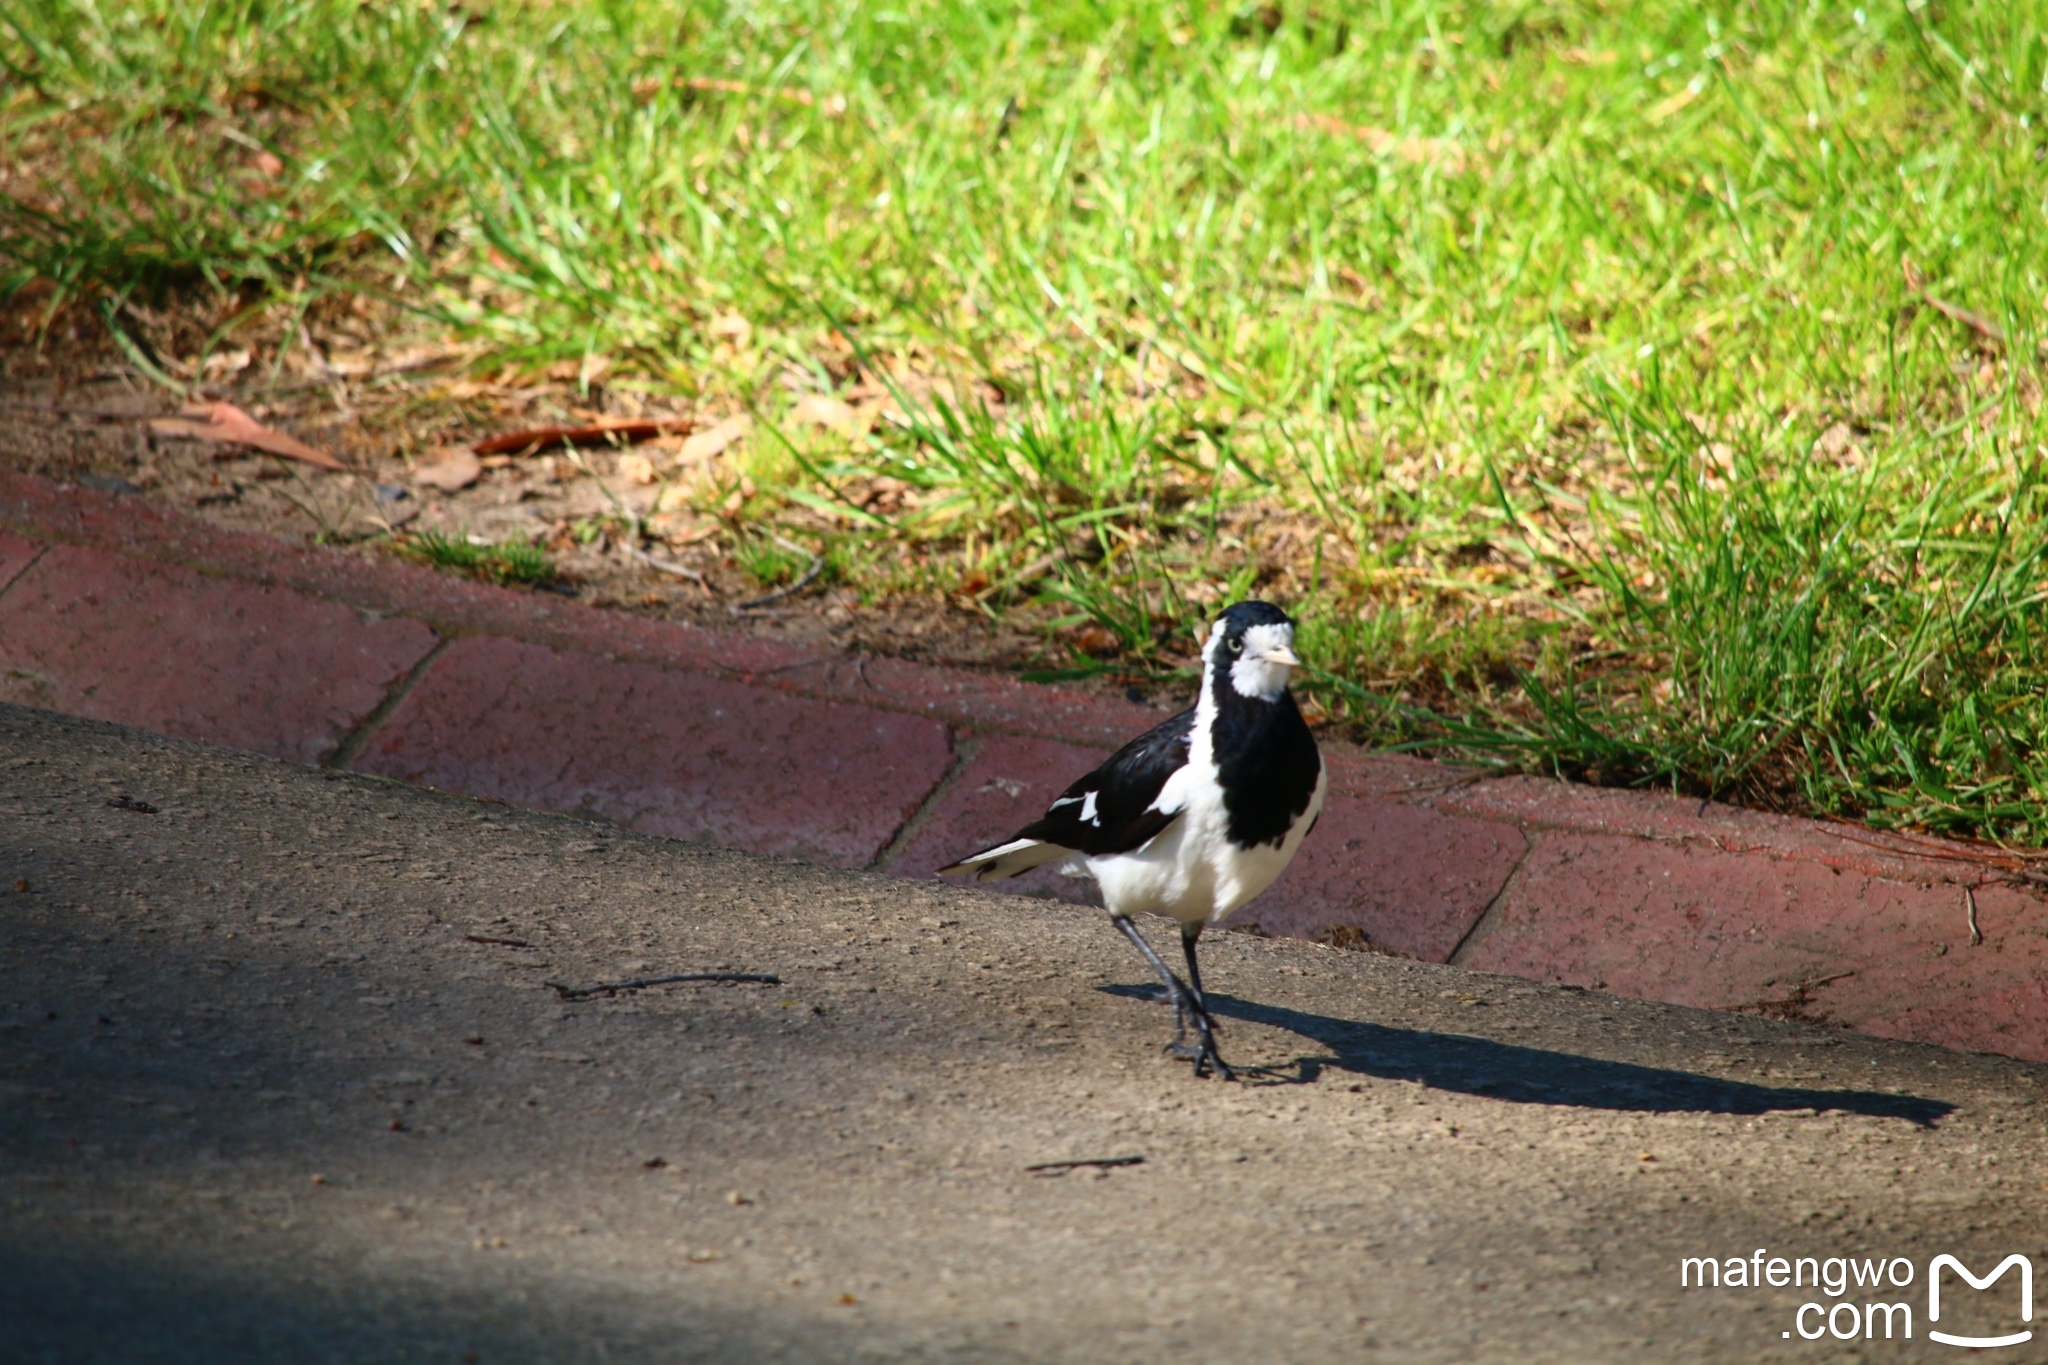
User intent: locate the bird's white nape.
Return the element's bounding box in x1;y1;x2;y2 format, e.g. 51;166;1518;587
1227;622;1298;700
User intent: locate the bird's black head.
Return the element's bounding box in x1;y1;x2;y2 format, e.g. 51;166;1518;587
1203;601;1302;702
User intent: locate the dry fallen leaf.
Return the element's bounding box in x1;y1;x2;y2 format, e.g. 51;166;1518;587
709;314;753;348
790;393;862;434
1646;82;1703;124
414;447;483;491
324;351;378;379
148;402;348;470
679;415;751;464
471;418;688;457
618;452;659;485
1292;113;1465;172
201;349;252;379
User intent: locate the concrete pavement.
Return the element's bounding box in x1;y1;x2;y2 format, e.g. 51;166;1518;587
4;704;2047;1362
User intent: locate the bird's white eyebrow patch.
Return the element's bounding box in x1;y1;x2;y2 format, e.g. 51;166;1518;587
1080;790;1100;825
1242;623;1293;656
1228;623;1297;699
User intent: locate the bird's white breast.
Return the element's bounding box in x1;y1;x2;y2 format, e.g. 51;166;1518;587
1082;749;1325;928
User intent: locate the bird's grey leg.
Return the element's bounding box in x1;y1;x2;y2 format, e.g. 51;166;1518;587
1111;915;1231;1080
1178;921;1234;1081
1111;914;1193;1043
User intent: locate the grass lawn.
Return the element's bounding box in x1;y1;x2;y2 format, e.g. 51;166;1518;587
6;0;2048;841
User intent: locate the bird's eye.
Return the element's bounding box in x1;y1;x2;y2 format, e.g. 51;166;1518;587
1227;637;1243;654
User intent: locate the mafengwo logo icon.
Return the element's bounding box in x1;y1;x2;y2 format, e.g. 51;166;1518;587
1679;1250;2034;1345
1928;1255;2032;1349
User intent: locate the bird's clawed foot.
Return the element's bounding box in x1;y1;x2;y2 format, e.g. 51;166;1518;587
1168;1038;1235;1080
1161;999;1234;1080
1112;914;1236;1081
1188;1025;1235;1081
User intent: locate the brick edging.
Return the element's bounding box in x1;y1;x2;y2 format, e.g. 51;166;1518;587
0;470;1158;748
3;469;2044;1064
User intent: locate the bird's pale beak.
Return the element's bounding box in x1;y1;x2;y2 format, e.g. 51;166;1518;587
1260;644;1302;667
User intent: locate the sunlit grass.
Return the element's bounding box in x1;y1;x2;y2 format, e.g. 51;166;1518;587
6;0;2048;838
400;529;557;587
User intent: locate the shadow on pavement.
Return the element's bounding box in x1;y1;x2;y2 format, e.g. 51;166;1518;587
1101;985;1955;1125
0;1239;569;1365
0;1234;843;1365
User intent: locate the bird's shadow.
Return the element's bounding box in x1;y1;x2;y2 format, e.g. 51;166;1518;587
1100;985;1954;1125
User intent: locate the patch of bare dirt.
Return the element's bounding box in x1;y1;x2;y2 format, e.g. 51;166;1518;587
0;300;1096;683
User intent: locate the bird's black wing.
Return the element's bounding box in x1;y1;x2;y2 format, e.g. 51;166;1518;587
1013;708;1195;856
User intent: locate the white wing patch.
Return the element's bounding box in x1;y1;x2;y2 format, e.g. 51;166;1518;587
934;836;1067;883
1145;764;1195;816
958;837;1042;863
1079;790;1100;825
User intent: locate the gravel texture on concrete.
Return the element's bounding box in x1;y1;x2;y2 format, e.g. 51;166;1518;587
3;702;2045;1363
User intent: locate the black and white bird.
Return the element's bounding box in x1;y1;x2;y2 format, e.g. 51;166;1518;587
938;601;1325;1079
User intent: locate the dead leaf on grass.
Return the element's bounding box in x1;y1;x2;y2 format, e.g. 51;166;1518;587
679;415;752;464
201;349;252;380
709;314;753;348
147;402;348;471
1292;113;1465;172
471;418;690;458
1646;82;1704;124
789;393;864;435
414;447;483;491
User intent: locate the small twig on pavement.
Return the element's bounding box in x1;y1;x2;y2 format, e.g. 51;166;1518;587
548;972;781;1000
730;535;824;615
559;447;714;592
1815;813;2048;888
1025;1155;1145;1176
464;934;533;948
1799;970;1857;991
625;542;710;585
1966;885;1983;947
1730;970;1857;1019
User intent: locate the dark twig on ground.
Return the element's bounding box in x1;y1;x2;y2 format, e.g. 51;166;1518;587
1903;256;2011;349
472;418;690;457
547;972;782;1000
1024;1155;1145;1175
730;550;824;615
1817;813;2048;888
625;542;710;585
1728;970;1857;1023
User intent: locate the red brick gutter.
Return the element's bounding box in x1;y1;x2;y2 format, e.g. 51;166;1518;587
3;469;2043;1062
